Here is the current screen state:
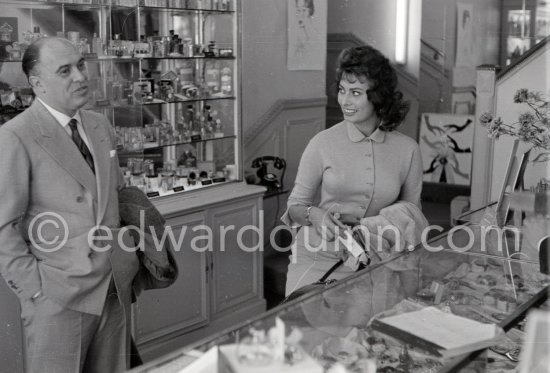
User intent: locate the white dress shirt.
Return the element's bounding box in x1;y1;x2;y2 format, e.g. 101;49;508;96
37;97;93;152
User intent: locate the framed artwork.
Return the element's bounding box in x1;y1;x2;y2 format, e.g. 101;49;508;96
456;2;474;67
419;113;474;186
287;0;327;71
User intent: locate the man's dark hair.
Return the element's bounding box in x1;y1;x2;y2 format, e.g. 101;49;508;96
22;38;45;78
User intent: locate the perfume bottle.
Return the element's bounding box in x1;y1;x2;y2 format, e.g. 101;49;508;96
92;33;102;56
214;119;224;138
221;66;232;95
204;61;220;95
110;34;123;57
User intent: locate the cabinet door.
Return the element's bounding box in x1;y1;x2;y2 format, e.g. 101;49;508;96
210;198;264;318
133;211;210;349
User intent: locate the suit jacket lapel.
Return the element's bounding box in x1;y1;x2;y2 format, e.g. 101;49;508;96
82;111;110;225
30;101;98;200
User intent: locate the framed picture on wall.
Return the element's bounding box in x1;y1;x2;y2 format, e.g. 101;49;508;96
456;2;474;67
419;113;474;186
287;0;327;71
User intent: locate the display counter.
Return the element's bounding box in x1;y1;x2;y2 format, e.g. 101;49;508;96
129;205;549;373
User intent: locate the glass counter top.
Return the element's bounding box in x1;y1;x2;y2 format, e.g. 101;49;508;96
130;212;550;373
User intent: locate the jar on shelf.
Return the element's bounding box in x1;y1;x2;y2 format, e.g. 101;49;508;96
221;66;232;95
183;38;193;57
205;61;220;94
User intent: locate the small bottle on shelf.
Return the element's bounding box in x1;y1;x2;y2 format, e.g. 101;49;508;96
221;66;232;95
187;105;200;136
92;33;104;56
109;34;122;57
214;119;224;138
205;61;220;95
184;150;197;168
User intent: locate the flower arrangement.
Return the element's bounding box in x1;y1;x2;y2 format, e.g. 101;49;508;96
479;88;550;162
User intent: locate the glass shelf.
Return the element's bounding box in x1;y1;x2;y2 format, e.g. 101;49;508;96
117;134;235;154
0;0;235;11
0;0;134;9
139;6;234;14
87;95;235;110
145;178;235;199
0;56;235;63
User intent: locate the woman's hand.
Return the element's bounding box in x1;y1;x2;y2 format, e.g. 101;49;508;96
309;207;348;241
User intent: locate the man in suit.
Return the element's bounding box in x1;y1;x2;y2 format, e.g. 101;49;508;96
0;37;140;372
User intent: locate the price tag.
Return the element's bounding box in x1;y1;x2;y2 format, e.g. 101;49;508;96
146;191;160;198
172;186;185;192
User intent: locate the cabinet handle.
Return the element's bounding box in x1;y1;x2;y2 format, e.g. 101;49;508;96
210;260;214;279
205;258;209;283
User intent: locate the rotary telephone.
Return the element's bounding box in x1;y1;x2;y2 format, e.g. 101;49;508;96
251;156;286;192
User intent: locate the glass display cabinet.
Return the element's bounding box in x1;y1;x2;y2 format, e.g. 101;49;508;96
0;2;268;368
500;0;550;66
129;211;550;373
0;0;241;198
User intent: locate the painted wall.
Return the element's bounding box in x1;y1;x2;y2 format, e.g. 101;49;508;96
489;45;550;201
240;0;327;137
327;0;422;79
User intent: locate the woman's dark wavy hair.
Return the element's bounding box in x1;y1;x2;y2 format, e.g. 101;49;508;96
335;45;410;131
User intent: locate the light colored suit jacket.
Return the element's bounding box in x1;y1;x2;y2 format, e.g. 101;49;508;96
0;100;139;315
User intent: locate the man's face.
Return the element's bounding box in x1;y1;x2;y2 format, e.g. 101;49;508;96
32;40;89;116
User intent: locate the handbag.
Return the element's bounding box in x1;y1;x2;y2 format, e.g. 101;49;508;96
281;228;370;304
280;259;344;304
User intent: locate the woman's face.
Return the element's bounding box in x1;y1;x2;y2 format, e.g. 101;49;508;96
295;0;309;28
337;74;377;129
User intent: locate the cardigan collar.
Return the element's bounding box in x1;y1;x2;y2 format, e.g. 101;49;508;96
346;121;386;143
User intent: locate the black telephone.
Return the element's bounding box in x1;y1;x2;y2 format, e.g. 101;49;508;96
251;156;286;192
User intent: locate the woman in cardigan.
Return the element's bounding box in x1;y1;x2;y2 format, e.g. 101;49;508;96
281;45;423;295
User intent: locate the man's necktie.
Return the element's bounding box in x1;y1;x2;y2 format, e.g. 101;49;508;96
68;118;95;174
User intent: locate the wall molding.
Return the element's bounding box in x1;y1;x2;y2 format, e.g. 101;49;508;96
244;96;327;146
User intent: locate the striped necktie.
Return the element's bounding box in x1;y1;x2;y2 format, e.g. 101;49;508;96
68;118;95;174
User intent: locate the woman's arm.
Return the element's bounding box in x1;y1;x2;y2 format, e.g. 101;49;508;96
281;135;345;241
399;144;423;207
